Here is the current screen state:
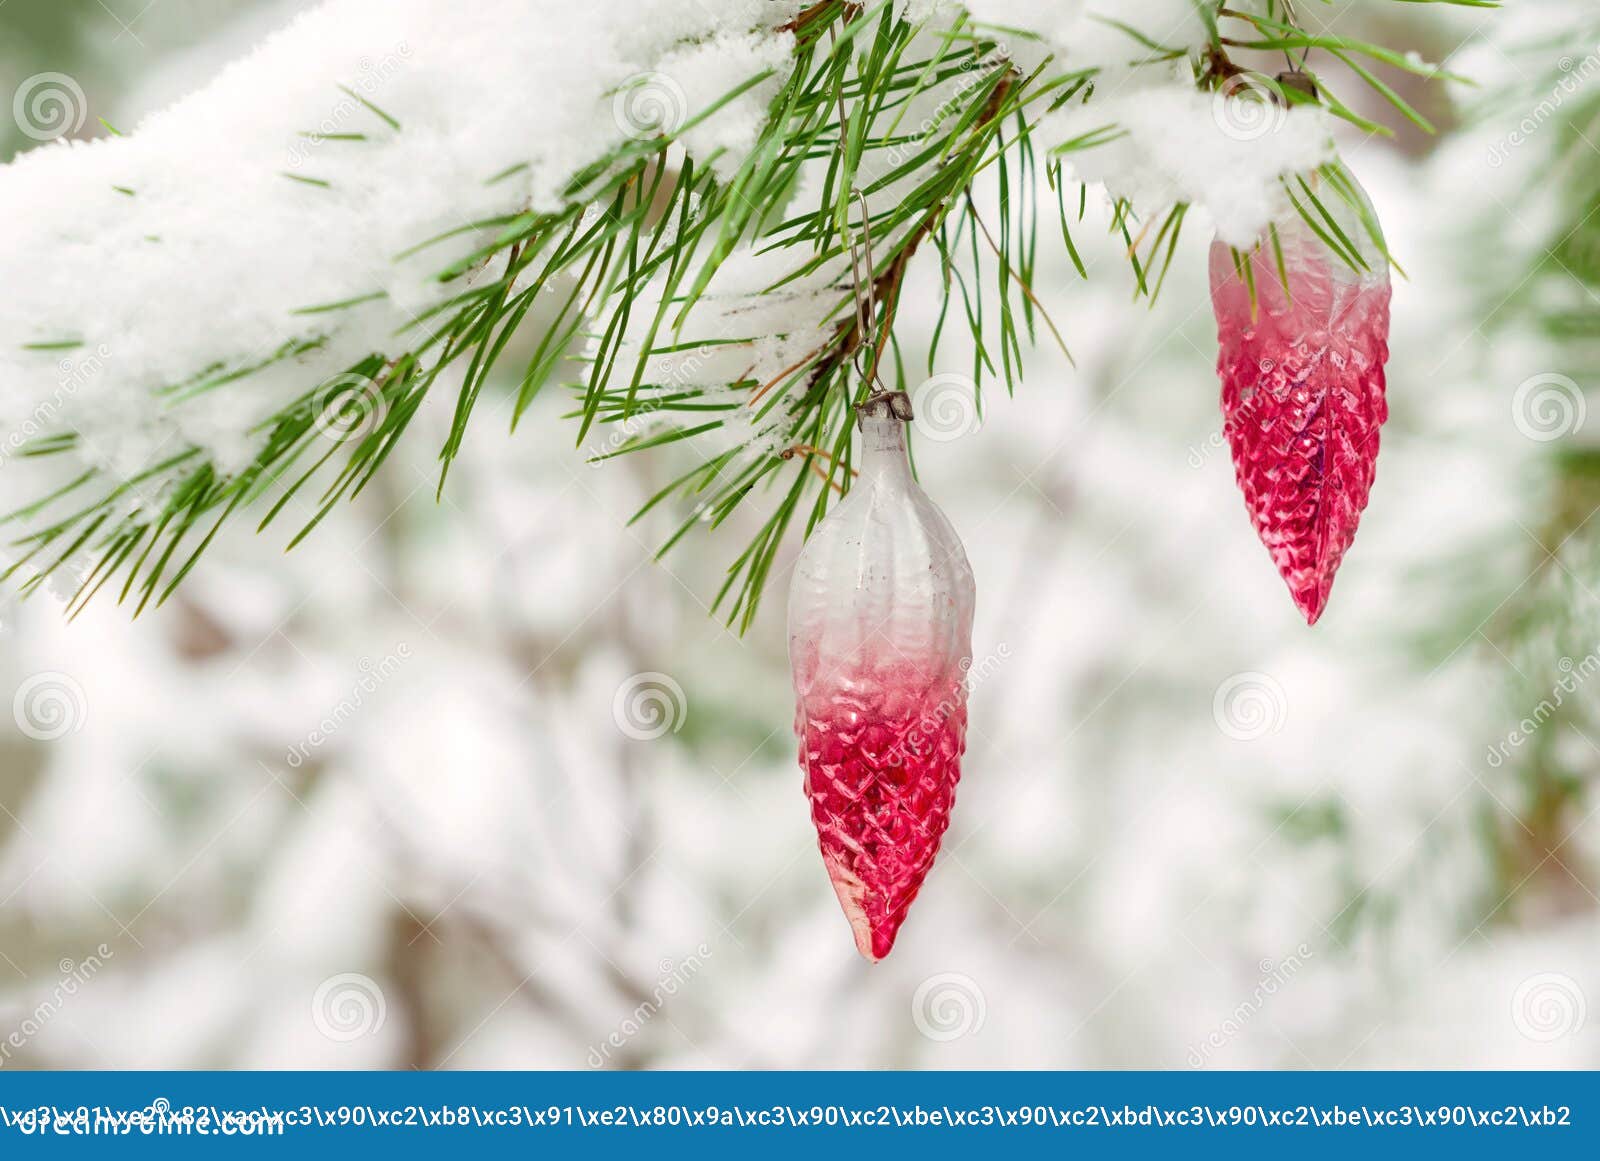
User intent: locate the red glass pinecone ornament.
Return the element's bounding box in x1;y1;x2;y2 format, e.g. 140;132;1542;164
787;392;976;960
1209;173;1392;624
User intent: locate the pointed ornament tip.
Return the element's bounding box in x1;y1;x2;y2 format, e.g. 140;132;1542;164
1295;586;1328;626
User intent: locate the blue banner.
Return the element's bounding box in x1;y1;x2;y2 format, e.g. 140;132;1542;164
0;1071;1594;1157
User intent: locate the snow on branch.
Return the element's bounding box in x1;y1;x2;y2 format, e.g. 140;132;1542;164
0;0;1435;625
0;0;797;481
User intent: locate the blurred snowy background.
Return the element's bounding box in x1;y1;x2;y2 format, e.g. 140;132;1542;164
1;0;1598;1069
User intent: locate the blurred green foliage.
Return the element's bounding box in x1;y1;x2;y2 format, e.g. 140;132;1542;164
1;0;259;162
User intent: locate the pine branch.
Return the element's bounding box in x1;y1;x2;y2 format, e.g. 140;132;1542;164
0;0;1471;631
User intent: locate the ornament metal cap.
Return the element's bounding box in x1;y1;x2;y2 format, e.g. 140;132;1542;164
1275;70;1319;102
854;390;914;430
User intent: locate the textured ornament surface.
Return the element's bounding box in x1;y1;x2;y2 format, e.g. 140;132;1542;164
1208;177;1392;624
787;403;975;960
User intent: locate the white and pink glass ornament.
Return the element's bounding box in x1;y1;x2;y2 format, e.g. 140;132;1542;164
1209;169;1392;624
787;391;976;961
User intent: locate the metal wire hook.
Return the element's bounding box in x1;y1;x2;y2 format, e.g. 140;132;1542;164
844;188;891;395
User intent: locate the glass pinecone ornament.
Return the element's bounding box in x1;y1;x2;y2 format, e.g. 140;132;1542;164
787;392;976;961
1209;171;1392;624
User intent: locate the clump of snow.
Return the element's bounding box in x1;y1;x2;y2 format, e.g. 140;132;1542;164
0;0;802;502
955;0;1212;79
659;32;796;183
1051;84;1337;247
939;1;1335;245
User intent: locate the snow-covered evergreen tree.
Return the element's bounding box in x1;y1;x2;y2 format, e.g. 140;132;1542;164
2;0;1596;1069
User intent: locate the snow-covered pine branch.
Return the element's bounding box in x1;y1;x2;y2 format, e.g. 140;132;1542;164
0;0;1452;626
